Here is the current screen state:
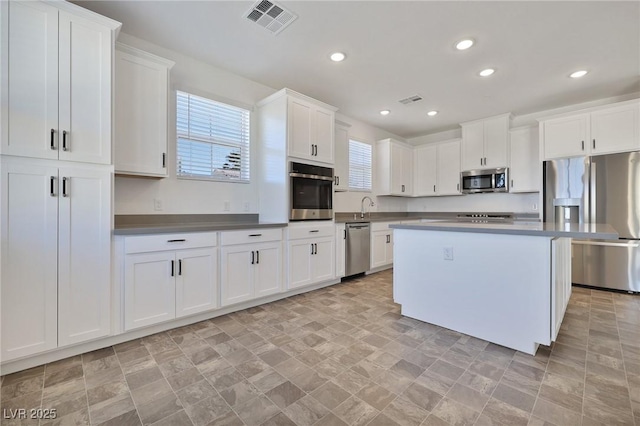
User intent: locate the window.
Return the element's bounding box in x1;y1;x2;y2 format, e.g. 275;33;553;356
176;91;250;182
348;139;372;191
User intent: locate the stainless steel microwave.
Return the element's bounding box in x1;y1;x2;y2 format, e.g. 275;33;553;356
290;162;334;220
461;168;509;194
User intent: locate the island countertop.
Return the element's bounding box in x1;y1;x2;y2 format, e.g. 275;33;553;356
390;221;619;239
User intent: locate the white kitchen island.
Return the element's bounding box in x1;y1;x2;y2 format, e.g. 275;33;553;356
390;222;618;355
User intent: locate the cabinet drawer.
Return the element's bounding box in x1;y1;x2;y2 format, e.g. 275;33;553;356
220;228;283;246
125;232;217;254
288;222;334;240
371;221;398;232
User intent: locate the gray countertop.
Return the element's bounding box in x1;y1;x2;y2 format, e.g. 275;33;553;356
113;222;287;235
390;221;619;239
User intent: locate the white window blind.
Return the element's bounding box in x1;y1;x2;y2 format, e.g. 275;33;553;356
176;91;250;182
349;139;372;191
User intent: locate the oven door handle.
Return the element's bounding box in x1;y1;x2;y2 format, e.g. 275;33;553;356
289;172;335;181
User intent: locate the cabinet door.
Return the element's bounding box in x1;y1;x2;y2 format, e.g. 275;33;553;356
124;252;176;331
385;232;394;265
461;122;485;171
115;49;169;176
390;143;405;194
483;116;509;168
509;127;540;193
2;1;58;159
288;240;314;289
335;225;346;278
313;107;334;164
591;103;640;155
311;238;335;283
437;140;462;195
334;126;349;191
220;246;254;306
58;12;112;164
543;114;589;160
414;145;437;196
254;243;282;298
401;145;414;195
176;247;218;318
1;161;58;360
371;231;389;269
58;166;111;346
288;97;313;160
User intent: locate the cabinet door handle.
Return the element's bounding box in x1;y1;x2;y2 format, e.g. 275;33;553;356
592;139;596;149
256;250;259;264
310;244;314;255
581;140;585;150
49;176;56;197
457;183;460;191
511;179;514;188
343;229;346;239
162;153;166;168
62;130;68;151
402;184;405;192
171;260;175;277
62;177;69;197
249;234;262;237
480;157;483;166
251;251;255;264
50;129;56;150
315;243;318;254
386;235;390;243
178;259;182;275
337;176;339;185
167;239;186;243
484;157;487;166
433;184;436;193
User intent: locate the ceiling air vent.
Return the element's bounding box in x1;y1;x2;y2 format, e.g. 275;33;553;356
398;94;423;105
245;0;298;35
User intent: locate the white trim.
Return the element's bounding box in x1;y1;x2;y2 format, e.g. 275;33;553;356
257;88;338;111
116;42;175;69
172;84;255;112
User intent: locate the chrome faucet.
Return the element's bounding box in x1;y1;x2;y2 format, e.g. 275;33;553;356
360;196;375;219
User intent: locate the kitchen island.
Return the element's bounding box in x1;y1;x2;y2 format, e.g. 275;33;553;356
389;222;618;355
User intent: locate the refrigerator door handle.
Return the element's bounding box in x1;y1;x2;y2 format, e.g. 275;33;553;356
590;161;596;224
572;240;639;248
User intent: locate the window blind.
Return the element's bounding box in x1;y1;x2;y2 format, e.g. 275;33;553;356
176;91;250;182
349;139;372;191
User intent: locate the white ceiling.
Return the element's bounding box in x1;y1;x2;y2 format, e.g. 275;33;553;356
74;1;640;139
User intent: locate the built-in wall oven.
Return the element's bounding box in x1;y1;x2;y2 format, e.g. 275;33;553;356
290;162;333;220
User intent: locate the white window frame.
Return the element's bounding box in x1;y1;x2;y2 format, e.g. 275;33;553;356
348;139;372;192
176;91;251;183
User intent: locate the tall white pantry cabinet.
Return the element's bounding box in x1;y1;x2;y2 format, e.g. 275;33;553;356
0;1;121;361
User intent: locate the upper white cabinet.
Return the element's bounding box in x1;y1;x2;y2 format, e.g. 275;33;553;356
414;139;461;197
220;228;283;307
334;123;350;191
1;157;112;360
288;96;335;164
377;138;413;196
1;1;121;164
114;43;174;177
461;114;510;171
509;126;540;193
540;100;640;160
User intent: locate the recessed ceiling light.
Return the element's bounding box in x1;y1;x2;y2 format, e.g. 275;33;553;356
570;70;588;78
427;110;438;116
455;39;474;50
479;68;495;77
380;110;390;116
330;52;346;62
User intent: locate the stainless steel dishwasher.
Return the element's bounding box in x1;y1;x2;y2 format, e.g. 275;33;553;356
346;222;370;276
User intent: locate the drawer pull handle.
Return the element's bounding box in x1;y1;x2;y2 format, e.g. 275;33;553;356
167;239;186;243
249;234;262;237
310;230;319;233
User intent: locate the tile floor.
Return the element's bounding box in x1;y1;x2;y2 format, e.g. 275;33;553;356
1;269;639;426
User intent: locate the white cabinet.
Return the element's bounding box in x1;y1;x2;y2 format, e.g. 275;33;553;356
377;139;413;196
414;139;461;197
540;100;640;160
509;126;540;193
220;229;283;307
551;238;571;340
370;222;394;270
1;158;112;360
335;224;346;278
0;1;120;164
287;223;335;289
114;44;174;177
334;123;350;191
123;232;218;331
461;114;510;171
287;95;336;164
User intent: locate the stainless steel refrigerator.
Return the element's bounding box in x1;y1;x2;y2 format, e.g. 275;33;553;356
544;151;640;293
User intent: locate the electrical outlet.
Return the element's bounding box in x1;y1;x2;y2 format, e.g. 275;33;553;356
223;201;230;212
243;202;250;212
154;198;163;211
443;247;454;261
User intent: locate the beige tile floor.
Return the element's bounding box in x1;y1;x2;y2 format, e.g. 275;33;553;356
1;269;639;426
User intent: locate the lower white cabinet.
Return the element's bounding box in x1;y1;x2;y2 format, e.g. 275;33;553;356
335;223;346;278
123;233;218;331
371;230;393;269
287;223;335;289
551;238;572;340
220;229;283;307
1;157;111;360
